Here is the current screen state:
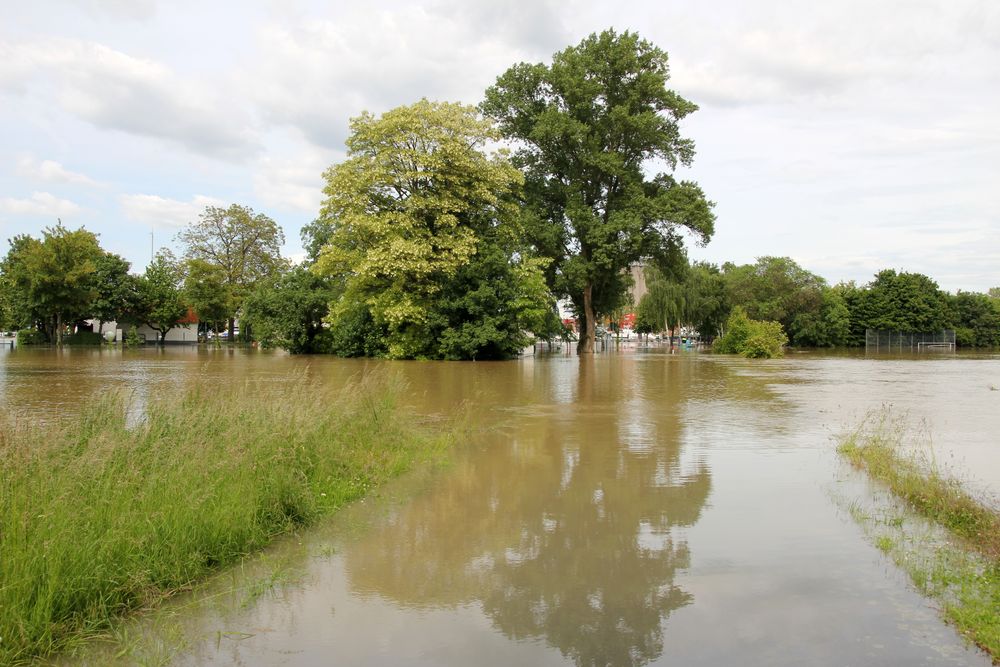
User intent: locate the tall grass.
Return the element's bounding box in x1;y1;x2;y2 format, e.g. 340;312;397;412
0;374;446;664
838;410;1000;659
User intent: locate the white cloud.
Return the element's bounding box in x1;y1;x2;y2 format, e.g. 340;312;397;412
253;150;331;214
16;156;102;187
247;7;557;150
119;193;225;229
0;191;81;217
0;38;257;160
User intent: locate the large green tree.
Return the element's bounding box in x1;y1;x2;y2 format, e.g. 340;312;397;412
1;224;103;345
243;264;338;354
315;99;552;360
482;29;715;354
178;204;285;339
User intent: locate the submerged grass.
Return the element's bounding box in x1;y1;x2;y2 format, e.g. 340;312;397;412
838;410;1000;661
0;373;447;665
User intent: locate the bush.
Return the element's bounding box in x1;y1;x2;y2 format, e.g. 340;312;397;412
16;328;47;345
64;330;104;346
713;307;788;359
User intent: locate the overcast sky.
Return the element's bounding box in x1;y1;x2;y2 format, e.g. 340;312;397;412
1;0;997;291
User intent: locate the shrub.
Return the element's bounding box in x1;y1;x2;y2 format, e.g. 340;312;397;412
15;328;47;345
64;330;104;346
713;307;788;358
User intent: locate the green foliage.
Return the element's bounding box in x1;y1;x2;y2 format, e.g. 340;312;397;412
136;251;187;343
183;258;231;335
90;252;136;328
327;301;388;358
949;291;1000;347
316;98;551;360
63;331;103;346
684;262;729;340
125;324;141;347
636;264;687;336
1;224;103;345
864;269;951;333
243;264;338;354
713;307;788;358
178;204;286;337
0;375;445;664
722;256;841;347
16;328;47;345
482;29;715;353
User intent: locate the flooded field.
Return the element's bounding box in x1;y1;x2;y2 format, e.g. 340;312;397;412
3;345;997;666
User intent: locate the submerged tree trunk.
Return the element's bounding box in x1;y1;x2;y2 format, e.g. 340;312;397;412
228;317;236;341
55;312;63;346
578;283;596;355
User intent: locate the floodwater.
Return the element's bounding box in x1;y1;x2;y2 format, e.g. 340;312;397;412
2;344;998;666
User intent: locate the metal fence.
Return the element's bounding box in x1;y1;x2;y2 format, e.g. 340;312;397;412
865;329;956;352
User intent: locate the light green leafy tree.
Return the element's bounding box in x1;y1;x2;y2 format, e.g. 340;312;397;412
482;29;715;354
315;99;552;360
714;307;788;359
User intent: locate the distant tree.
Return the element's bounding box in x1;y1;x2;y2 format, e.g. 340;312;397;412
183;259;231;338
90;252;137;333
722;256;828;346
684;262;729;341
864;269;951;333
316;98;552;360
137;251;187;343
243;264;338;353
482;29;715;354
636;264;687;344
789;287;851;347
1;224;103;345
988;287;1000;301
950;291;1000;347
178;204;286;339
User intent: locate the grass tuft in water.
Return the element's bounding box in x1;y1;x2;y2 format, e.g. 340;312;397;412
0;373;447;665
838;409;1000;660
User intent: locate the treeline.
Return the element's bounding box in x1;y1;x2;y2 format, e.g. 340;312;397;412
3;29;997;356
634;256;1000;348
0;205;287;344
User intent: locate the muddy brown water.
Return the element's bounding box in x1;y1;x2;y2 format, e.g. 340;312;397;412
3;345;997;666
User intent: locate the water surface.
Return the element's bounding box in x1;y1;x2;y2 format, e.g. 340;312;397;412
4;345;996;666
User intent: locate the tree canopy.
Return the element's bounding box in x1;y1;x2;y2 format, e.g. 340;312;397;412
1;224;103;344
315;99;553;360
482;29;715;354
178;204;285;337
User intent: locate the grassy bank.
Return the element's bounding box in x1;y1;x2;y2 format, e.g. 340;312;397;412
0;374;447;664
838;412;1000;660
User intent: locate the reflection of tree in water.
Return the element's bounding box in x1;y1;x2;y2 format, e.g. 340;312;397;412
346;356;710;667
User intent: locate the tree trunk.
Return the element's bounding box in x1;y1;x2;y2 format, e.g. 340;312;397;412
228;317;235;341
55;312;63;347
577;283;596;354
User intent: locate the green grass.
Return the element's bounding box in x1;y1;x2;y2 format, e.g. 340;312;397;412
0;373;447;664
838;411;1000;660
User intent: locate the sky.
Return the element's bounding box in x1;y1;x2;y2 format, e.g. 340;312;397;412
1;0;998;292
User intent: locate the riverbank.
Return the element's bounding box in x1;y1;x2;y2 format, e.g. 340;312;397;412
0;373;448;665
839;411;1000;660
